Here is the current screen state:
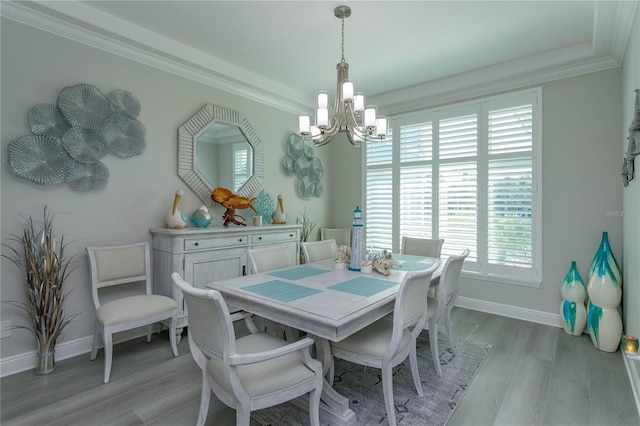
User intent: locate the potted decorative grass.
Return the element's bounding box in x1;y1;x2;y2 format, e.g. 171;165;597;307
297;207;316;264
2;207;77;374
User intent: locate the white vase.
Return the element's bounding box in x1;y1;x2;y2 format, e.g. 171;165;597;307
587;235;623;352
587;301;623;352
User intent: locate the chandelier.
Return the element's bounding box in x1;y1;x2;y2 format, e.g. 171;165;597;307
298;5;388;147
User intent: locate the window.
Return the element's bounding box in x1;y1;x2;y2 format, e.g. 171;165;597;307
364;89;541;286
233;143;253;192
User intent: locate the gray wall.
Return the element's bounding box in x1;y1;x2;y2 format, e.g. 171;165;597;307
622;9;640;339
0;18;330;360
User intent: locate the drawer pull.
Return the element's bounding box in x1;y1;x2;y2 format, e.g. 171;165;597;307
258;237;262;240
194;242;199;247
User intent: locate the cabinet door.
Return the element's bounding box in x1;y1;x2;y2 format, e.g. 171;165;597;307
184;248;247;289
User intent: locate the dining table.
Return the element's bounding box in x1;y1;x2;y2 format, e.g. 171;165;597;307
207;253;442;426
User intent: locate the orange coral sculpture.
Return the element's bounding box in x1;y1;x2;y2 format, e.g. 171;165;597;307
211;187;257;227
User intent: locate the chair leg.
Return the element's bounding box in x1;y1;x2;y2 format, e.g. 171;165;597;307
409;338;424;397
381;364;397;426
90;324;100;360
429;322;442;377
196;372;211;426
445;308;455;354
169;315;179;357
308;387;321;426
103;330;113;383
236;405;251;426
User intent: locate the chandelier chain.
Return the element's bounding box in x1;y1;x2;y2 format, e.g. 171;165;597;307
340;16;346;63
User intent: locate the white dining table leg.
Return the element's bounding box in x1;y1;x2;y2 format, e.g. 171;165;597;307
310;335;357;426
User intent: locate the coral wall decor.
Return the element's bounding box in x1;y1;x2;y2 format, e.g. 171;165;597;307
7;83;146;191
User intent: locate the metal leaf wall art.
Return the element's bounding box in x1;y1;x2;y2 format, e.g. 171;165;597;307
7;83;146;191
281;133;324;199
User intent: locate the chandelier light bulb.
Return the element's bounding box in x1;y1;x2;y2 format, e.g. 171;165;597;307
342;81;354;100
299;115;311;135
375;116;388;137
317;91;329;109
364;105;377;129
353;93;365;112
317;107;329;128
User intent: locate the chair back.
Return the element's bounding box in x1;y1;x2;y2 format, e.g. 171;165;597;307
86;242;152;311
247;244;296;273
320;228;351;247
434;249;469;315
301;239;338;263
395;262;440;329
171;272;234;362
401;236;444;258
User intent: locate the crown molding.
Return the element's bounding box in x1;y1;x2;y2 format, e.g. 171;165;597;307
1;0;636;116
0;0;311;114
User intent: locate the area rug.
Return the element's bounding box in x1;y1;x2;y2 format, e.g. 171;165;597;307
252;333;492;425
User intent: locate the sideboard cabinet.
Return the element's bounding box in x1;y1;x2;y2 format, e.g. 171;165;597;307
149;224;301;340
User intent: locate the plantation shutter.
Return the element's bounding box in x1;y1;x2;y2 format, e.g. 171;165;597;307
233;143;252;192
486;104;534;270
437;114;478;260
399;122;433;244
365;133;394;251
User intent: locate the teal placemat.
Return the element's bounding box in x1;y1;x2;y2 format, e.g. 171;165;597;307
242;280;321;302
328;277;396;297
393;261;436;271
268;266;330;281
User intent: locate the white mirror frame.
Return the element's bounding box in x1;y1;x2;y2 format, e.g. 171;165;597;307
178;104;264;206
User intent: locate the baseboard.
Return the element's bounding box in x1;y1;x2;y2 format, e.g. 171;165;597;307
623;354;640;418
0;326;165;378
456;296;562;328
0;335;94;378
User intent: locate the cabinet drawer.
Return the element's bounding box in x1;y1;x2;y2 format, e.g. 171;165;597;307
184;235;248;250
251;231;298;244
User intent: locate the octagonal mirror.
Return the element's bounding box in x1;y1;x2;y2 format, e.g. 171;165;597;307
178;104;264;206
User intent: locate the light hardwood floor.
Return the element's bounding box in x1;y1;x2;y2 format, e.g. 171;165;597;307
2;308;638;426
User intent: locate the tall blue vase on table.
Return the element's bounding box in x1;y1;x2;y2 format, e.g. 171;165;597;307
560;261;587;336
587;232;623;352
349;205;363;271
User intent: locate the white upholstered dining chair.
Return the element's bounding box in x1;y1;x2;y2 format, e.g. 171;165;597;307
246;244;296;274
423;249;469;377
301;239;338;263
246;244;298;340
328;262;440;426
401;236;445;258
86;242;179;383
320;227;351;247
171;272;323;426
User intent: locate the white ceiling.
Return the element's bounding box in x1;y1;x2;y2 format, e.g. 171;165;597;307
2;1;637;113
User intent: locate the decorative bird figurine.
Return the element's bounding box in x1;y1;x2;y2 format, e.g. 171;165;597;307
165;189;188;229
272;194;287;224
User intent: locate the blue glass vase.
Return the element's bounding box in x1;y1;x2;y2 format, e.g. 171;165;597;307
560;261;586;336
